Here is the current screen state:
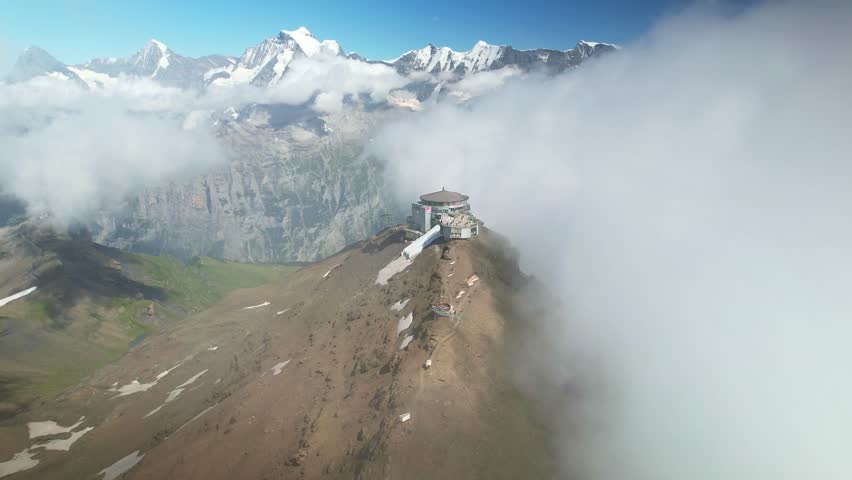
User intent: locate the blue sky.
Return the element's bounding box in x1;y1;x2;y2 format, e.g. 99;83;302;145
1;0;712;64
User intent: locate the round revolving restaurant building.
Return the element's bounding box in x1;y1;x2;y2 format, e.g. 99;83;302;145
408;188;480;240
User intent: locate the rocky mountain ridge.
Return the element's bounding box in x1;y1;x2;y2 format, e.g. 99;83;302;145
0;226;555;479
89;104;393;263
8;27;617;89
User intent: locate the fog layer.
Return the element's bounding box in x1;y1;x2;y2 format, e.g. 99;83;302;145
370;2;852;479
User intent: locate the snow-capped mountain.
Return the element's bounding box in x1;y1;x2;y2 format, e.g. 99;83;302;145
387;40;504;74
387;39;618;74
72;39;236;89
205;27;343;87
6;27;616;91
4;46;88;87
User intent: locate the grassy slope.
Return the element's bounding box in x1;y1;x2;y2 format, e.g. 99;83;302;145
0;253;298;413
130;254;298;313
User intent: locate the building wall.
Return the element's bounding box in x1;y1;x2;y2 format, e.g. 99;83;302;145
411;202;432;232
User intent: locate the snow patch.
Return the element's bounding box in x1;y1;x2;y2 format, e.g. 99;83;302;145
176;369;207;389
207;346;219;351
146;369;208;417
155;366;179;381
143;405;164;418
271;359;291;376
0;449;39;477
242;301;271;310
390;298;410;311
276;308;290;316
98;451;144;480
376;256;411;285
28;417;85;439
163;388;184;404
322;264;340;279
111;379;157;397
33;427;94;451
111;363;181;397
397;312;413;336
170;404;218;439
400;335;414;350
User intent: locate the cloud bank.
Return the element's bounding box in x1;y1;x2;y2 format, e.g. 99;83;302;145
370;1;852;479
0;51;409;224
0;76;223;224
204;52;409;114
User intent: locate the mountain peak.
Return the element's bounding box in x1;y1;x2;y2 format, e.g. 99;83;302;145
143;39;169;54
21;45;54;56
131;39;172;75
16;46;64;68
281;26;313;37
6;45;88;86
576;40;619;50
277;27;340;57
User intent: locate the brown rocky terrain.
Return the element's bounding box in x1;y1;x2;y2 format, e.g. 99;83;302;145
0;228;556;479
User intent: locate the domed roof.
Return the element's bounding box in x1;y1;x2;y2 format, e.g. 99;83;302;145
419;188;469;204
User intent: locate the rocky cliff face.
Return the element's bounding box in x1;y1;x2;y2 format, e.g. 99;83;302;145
91;106;393;263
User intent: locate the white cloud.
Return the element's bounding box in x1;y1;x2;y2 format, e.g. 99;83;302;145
369;2;852;479
0;76;224;225
204;52;409;113
445;66;523;102
0;51;409;224
277;53;408;112
0;75;194;113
